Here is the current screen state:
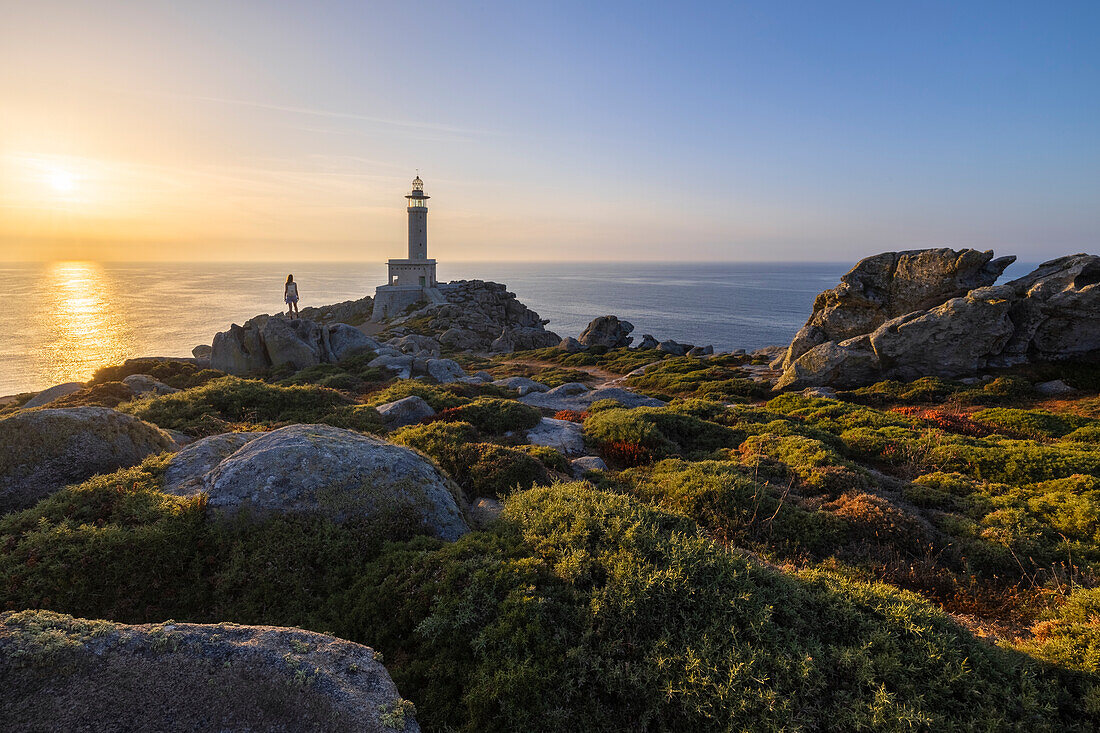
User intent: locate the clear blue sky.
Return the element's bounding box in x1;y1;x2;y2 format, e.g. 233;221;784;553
1;0;1097;262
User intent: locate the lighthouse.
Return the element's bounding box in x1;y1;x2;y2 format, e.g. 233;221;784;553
371;175;443;321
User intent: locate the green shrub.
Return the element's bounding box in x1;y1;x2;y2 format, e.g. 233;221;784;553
121;376;382;436
972;408;1091;439
625;356;767;401
367;381;470;410
88;359;225;390
739;433;870;494
515;445;571;474
585;406;743;460
2;477;1096;730
390;421;549;498
587;398;624;413
1021;587;1100;678
624;459;843;555
509;347;667;374
432;398;541;435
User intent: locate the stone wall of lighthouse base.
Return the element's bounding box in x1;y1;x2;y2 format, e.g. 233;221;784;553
371;284;447;321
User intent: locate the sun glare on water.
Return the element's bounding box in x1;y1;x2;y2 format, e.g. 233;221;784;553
36;261;131;386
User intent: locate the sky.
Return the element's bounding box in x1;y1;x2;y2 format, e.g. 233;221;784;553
1;0;1097;263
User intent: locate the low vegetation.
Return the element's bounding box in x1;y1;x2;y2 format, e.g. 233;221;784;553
5;352;1100;729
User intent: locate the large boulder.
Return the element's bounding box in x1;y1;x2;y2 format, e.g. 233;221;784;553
327;324;380;361
777;249;1015;370
261;317;323;370
23;382;85;409
376;396;436;428
161;432;264;496
579;315;634;348
526;417;587;456
0;407;175;514
210;321;269;374
425;358;466;383
161;424;468;540
0;610;419;733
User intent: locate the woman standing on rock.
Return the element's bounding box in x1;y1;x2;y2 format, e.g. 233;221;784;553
284;274;300;317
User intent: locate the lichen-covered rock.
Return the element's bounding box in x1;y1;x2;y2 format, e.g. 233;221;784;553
298;294;375;326
162;424;468;540
869;296;1015;381
0;407;175;514
559;336;585;353
778;249;1015;370
262;317;323;370
22;382;85;409
520;383;665;412
328;324;380;361
579;315;634;348
210;321;269;374
376;396;436;428
425;358;466;383
776;251;1100;389
526;417;587;456
775;336;882;390
122;374;180;397
0;610;419;733
379;280;560;352
161;431;264;496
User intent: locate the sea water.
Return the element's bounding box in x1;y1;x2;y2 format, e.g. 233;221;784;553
0;259;1038;395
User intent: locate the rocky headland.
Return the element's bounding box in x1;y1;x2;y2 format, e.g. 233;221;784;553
3;253;1100;731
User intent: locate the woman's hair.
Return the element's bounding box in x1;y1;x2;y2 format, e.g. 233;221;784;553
286;274;294;283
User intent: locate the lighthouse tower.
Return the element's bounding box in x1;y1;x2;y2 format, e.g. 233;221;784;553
371;175;443;321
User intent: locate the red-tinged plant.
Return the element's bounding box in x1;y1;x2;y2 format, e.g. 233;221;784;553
602;440;653;467
554;409;588;423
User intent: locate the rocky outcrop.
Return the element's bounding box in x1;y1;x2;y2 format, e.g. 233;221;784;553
579;316;634;349
160;424;468;540
519;383;666;412
777;253;1100;389
637;334;659;350
162;432;264;496
210;315;380;375
298;294;375;326
384;280;560;353
0;610;419;733
777;249;1016;371
0;407;176;514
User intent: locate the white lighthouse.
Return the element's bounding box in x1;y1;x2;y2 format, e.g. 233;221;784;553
371;175;444;321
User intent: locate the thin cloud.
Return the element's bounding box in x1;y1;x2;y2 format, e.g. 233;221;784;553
183;93;492;137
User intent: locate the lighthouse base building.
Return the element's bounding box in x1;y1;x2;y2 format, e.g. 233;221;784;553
371;175;447;321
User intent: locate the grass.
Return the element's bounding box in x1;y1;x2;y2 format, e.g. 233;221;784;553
624;354;768;402
508;346;669;374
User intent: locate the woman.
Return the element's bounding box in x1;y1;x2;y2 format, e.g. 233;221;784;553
284;274;300;317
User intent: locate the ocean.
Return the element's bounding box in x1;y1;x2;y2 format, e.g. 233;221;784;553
0;259;1039;395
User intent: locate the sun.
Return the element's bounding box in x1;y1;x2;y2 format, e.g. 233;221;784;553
48;168;77;194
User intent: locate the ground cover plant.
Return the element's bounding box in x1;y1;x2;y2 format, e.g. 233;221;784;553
2;473;1096;731
624;354;768;402
121;376;383;436
508;346;669;374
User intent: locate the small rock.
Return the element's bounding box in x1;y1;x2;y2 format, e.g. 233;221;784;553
800;386;837;399
469;497;504;528
637;334;659;349
1035;379;1077;396
492;376;550;396
657;340;687;356
191;344;212;360
571;455;608;477
376;396;435;428
368;354;414;380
